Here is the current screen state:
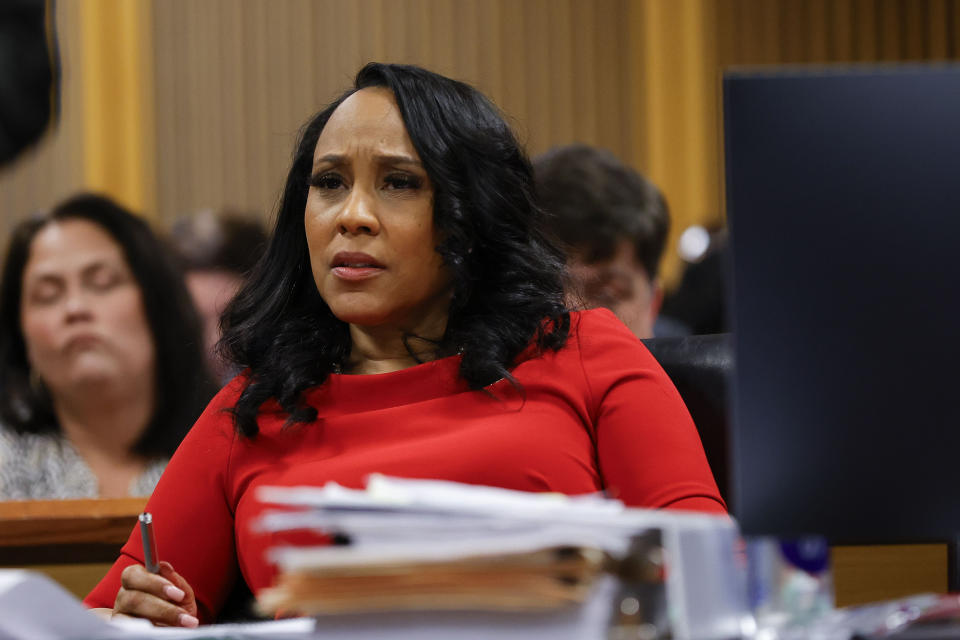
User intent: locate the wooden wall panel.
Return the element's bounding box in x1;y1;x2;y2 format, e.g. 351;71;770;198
76;0;156;216
147;0;637;228
715;0;960;68
4;0;960;284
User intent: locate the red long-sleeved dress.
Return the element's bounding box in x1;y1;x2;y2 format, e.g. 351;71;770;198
84;308;725;622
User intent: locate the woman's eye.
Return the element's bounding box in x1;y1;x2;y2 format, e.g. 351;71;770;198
28;281;63;305
384;174;422;190
309;173;345;190
88;269;122;291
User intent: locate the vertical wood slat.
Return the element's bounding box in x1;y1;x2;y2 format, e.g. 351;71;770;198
624;0;647;182
699;0;725;228
853;0;878;61
547;0;574;147
830;0;855;61
150;0;172;219
570;0;598;146
928;0;949;59
759;0;781;63
429;0;456;78
952;0;960;57
879;0;902;59
904;0;927;59
220;0;244;211
476;0;503;101
780;0;807;62
713;0;736;71
498;1;529;144
594;0;625;160
636;0;666;178
615;0;633;168
78;0;156;217
807;0;830;62
521;0;552;154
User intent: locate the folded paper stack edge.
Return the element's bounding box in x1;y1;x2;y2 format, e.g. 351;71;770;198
257;545;608;615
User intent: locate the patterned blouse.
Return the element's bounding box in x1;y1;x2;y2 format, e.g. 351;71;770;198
0;424;166;500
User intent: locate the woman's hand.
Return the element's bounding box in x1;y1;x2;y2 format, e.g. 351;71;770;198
112;561;200;627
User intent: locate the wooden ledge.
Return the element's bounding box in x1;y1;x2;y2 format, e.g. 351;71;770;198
0;498;146;548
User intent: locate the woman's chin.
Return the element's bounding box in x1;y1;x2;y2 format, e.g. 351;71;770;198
55;365;135;394
329;307;391;327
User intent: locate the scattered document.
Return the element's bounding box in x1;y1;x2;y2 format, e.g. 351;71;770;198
0;570;314;640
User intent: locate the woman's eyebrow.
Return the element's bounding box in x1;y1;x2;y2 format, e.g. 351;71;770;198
313;153;423;168
315;154;346;167
375;154;422;167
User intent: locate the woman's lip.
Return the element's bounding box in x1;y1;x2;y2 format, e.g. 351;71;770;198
63;334;103;352
330;251;385;268
331;266;384;281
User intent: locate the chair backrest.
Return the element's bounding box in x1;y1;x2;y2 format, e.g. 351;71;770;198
641;334;732;505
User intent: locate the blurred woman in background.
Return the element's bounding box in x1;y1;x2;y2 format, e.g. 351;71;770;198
0;193;217;499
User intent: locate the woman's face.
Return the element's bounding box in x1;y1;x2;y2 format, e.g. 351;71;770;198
304;87;452;331
19;219;156;397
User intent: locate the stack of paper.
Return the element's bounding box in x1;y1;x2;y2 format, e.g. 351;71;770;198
256;476;637;616
254;475;751;640
259;545;607;615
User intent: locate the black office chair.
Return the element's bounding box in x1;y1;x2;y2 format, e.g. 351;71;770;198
641;334;732;506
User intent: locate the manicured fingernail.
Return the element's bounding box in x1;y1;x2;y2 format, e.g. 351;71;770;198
178;613;199;628
163;585;185;602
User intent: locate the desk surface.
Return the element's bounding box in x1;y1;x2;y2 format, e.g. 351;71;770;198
0;497;145;547
0;498;146;597
0;497;145;565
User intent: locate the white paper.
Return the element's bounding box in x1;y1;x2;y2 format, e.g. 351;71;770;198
0;570;315;640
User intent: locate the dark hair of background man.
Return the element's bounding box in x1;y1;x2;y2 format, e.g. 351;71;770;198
533;143;669;280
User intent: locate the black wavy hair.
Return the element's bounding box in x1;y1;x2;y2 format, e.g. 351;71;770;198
0;193;218;458
221;62;570;437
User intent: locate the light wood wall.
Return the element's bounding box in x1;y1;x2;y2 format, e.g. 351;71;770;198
2;0;959;284
148;0;636;230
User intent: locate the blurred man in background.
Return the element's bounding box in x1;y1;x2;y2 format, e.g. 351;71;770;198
534;144;676;338
169;210;267;382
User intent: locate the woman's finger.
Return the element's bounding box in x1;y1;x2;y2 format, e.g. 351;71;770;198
118;564;178;600
114;563;199;627
114;586;198;627
157;562;199;617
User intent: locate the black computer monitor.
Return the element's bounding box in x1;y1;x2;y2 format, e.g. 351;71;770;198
724;65;960;544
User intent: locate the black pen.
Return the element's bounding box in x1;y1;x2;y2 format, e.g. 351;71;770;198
138;512;160;574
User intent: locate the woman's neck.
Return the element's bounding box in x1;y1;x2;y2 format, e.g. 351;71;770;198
346;314;448;375
52;378;155;495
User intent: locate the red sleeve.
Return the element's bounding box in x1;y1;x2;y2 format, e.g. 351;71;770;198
574;309;727;514
83;378;244;623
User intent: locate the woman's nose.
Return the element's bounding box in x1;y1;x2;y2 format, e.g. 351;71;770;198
337;187;381;236
63;287;94;322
